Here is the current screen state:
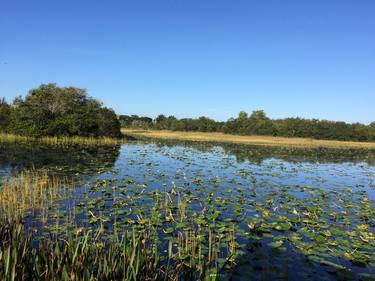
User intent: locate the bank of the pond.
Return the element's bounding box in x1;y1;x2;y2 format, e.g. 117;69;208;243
122;128;375;149
0;133;126;146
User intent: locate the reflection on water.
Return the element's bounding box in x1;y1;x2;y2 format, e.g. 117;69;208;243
2;140;375;177
0;142;120;177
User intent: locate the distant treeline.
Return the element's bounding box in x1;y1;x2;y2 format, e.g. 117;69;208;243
0;84;121;137
119;111;375;142
1;84;374;141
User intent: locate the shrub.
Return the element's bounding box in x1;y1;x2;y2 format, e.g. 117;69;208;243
6;84;121;138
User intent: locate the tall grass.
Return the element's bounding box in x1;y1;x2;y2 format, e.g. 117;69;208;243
0;133;123;146
0;171;70;223
0;223;169;281
0;172;233;280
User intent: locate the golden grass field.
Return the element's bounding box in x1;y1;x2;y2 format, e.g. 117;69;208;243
121;128;375;149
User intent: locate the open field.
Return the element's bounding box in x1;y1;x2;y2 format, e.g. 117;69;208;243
122;128;375;149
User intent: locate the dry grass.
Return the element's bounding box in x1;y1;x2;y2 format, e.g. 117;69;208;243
0;133;123;146
121;128;375;149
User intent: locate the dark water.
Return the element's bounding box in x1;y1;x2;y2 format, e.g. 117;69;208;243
1;140;375;280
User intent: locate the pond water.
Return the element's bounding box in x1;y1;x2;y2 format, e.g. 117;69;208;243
1;140;375;280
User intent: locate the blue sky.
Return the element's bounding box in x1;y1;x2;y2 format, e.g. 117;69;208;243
0;0;374;124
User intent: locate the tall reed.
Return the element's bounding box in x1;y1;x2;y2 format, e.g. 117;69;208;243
0;171;70;223
0;133;123;146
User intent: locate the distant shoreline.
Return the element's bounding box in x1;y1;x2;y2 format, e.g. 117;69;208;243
121;128;375;149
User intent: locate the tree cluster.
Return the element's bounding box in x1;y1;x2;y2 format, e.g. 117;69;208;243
118;115;153;129
121;110;375;142
0;84;121;137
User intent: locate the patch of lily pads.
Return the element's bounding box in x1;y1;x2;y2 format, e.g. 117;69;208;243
3;141;375;280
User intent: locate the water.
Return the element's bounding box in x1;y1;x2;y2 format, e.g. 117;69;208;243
1;140;375;280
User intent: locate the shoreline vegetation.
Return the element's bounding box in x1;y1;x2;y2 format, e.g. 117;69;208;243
119;111;375;143
0;171;231;280
1;83;375;146
2;129;375;150
0;133;124;146
121;128;375;149
2;128;375;150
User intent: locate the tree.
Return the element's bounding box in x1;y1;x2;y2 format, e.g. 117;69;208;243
247;110;276;135
8;84;121;137
0;98;10;131
155;115;168;129
370;122;375;141
119;115;153;129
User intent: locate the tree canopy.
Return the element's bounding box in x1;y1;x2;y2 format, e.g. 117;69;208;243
1;84;121;137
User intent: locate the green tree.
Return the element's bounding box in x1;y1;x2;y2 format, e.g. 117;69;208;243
246;110;276;135
0;98;10;131
8;84;121;137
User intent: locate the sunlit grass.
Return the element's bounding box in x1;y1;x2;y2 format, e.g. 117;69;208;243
0;133;124;146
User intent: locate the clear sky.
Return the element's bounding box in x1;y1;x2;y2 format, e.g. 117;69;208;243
0;0;374;124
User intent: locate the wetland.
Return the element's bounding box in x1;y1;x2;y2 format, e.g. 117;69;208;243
0;139;375;280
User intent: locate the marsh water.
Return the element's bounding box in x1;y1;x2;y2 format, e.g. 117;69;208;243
1;140;375;280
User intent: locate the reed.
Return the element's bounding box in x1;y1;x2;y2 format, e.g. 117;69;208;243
0;172;234;280
0;133;124;146
0;171;70;223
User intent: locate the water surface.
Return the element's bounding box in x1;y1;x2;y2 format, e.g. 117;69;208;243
1;140;375;280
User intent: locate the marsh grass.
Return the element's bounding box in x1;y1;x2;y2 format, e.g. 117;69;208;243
0;222;169;281
0;133;123;146
0;172;235;280
0;171;70;223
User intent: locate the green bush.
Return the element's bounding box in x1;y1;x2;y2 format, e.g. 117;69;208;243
4;84;121;138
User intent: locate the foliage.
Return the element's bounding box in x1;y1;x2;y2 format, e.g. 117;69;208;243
122;110;375;142
0;98;10;131
1;84;121;137
118;114;153;129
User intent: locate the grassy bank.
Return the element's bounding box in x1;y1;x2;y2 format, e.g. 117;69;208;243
121;128;375;149
0;133;124;146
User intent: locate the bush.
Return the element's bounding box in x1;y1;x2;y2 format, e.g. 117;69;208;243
4;84;121;138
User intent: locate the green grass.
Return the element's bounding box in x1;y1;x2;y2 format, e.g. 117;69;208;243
0;172;233;280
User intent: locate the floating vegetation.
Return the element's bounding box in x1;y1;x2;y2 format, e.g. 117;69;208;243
0;140;375;280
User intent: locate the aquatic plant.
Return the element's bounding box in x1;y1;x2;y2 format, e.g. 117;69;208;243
1;141;375;280
0;171;70;223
